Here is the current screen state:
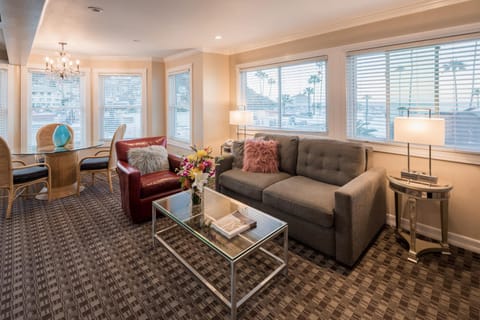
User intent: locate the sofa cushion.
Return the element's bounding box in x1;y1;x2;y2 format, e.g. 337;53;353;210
218;168;291;201
296;138;366;186
255;133;299;175
263;176;338;228
243;139;279;173
232;140;245;169
140;170;181;198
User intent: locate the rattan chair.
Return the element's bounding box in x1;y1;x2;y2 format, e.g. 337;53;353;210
76;124;126;194
36;123;74;148
0;137;52;218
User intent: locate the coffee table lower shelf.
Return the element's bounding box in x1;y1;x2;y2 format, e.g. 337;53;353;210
153;223;288;320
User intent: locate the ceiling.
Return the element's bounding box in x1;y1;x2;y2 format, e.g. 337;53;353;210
0;0;469;65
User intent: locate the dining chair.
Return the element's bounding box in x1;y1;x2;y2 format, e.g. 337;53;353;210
76;124;126;194
36;123;75;148
0;137;52;218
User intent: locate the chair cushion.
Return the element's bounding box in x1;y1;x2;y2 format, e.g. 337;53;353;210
263;176;338;228
218;168;290;201
128;145;170;175
13;166;49;184
140;170;181;198
80;157;109;170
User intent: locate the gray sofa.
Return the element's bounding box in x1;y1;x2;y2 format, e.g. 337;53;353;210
215;133;386;267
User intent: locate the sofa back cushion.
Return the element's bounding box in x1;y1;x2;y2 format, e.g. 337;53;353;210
254;133;299;175
296;138;366;186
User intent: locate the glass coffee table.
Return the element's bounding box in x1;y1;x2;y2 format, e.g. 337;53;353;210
152;187;288;320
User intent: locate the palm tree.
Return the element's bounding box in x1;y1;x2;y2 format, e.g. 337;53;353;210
443;60;466;111
254;71;268;96
308;75;320;115
281;94;293;115
304;87;314;114
267;78;276;97
363;95;372;128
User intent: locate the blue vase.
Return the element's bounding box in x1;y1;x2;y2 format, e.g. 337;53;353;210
52;124;72;147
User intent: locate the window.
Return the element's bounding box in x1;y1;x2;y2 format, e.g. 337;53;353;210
239;58;327;132
0;68;7;140
347;37;480;152
99;74;144;140
27;71;86;146
168;68;191;144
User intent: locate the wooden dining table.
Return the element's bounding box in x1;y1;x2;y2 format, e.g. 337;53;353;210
12;141;104;200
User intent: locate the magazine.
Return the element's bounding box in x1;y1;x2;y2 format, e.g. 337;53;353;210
211;209;257;239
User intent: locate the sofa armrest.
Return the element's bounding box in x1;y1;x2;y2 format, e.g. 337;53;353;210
168;153;182;172
215;154;234;191
334;167;387;267
117;160;142;206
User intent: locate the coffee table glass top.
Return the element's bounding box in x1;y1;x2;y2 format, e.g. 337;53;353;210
153;187;287;260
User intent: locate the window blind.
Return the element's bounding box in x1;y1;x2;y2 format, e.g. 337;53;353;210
0;69;7;140
100;74;143;140
29;72;84;145
240;57;327;132
347;37;480;152
168;70;191;143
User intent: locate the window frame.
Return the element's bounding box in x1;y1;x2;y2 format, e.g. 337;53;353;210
21;65;90;148
166;64;193;147
340;23;480;165
92;68;147;142
237;54;329;135
0;64;13;144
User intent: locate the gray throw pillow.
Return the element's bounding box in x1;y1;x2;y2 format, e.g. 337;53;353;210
128;145;170;175
232;140;244;169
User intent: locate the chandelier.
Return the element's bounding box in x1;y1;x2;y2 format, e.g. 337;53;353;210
45;42;80;80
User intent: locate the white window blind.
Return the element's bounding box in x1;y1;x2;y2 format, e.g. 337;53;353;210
347;37;480;152
168;70;191;143
240;58;327;132
29;71;85;146
99;74;143;140
0;69;7;140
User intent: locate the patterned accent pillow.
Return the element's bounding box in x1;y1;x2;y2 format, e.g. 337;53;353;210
127;145;170;175
242;139;279;173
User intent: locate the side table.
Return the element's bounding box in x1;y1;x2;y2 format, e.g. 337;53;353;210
387;176;453;263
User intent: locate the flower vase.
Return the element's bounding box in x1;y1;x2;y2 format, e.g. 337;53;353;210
52;124;72;147
192;186;202;206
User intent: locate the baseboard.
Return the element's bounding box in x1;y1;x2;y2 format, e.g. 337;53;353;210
386;214;480;254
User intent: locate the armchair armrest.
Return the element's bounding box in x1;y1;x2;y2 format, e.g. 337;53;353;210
116;160;142;207
334;167;387;267
214;154;234;191
94;148;109;156
168;154;182;172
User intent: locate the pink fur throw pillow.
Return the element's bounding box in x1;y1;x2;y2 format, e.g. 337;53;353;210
242;139;279;173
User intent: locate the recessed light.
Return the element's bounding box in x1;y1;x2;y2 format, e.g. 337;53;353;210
88;6;103;13
215;35;222;40
133;39;140;42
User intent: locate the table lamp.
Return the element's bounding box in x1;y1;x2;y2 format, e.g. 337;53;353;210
229;110;253;140
394;116;445;184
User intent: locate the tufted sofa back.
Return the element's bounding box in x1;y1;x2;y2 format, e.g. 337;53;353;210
296;138;367;186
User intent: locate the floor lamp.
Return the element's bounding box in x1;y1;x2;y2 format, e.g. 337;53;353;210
394;113;445;184
229;110;253;140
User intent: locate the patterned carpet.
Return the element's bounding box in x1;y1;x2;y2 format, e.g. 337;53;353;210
0;176;479;320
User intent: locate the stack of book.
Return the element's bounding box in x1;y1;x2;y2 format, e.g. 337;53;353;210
211;209;257;239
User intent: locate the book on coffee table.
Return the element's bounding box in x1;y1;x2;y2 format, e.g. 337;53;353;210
211;209;257;239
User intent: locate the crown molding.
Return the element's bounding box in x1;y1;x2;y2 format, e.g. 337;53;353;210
229;0;470;55
162;49;203;62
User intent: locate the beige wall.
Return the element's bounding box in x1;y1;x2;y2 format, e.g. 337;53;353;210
227;1;480;245
151;60;166;136
164;51;230;156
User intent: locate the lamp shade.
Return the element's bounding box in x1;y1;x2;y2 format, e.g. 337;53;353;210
394;117;445;146
229;110;253;126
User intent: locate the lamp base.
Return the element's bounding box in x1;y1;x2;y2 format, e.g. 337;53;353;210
400;170;438;184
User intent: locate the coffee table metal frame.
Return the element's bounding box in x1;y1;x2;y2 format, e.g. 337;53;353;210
152;191;288;320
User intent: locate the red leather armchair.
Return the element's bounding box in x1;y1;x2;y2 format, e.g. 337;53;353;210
115;136;183;223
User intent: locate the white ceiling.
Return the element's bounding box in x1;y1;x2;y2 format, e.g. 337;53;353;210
0;0;469;64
